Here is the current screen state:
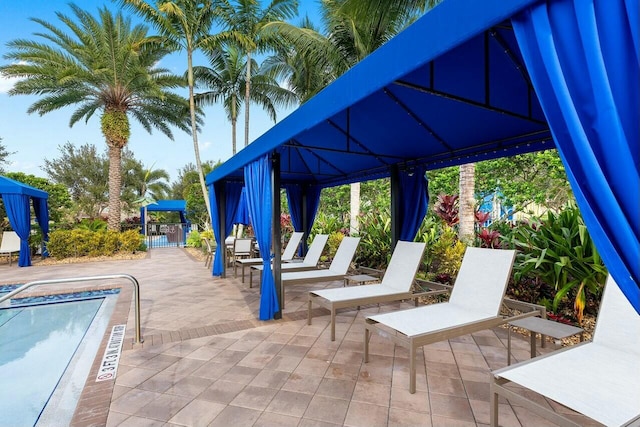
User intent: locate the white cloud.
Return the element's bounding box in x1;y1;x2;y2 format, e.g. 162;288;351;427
0;61;27;94
199;140;212;151
0;75;21;94
8;159;39;173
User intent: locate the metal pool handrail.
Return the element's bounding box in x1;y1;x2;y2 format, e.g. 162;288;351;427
0;274;143;344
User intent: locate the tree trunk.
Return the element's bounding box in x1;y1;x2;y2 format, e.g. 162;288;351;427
107;143;122;231
350;182;360;235
244;51;252;148
232;117;237;155
187;49;212;225
458;163;476;243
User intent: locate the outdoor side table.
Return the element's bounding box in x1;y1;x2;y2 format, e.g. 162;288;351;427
343;274;379;287
507;316;584;365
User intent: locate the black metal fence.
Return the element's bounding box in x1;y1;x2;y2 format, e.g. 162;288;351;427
145;223;190;248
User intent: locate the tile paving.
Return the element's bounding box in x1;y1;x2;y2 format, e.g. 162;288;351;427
0;248;602;426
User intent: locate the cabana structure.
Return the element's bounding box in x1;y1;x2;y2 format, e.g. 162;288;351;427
139;199;189;229
0;175;49;267
206;0;639;321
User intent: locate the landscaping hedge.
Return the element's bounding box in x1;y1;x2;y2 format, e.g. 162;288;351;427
46;229;144;258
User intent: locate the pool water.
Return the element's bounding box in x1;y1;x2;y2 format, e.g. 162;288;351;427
0;291;118;426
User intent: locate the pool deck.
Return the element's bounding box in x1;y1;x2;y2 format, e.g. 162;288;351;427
0;249;601;427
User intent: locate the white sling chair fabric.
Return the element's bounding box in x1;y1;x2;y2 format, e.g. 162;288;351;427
308;240;426;340
492;276;640;427
249;234;328;287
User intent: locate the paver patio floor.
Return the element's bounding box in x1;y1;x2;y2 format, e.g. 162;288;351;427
0;248;601;426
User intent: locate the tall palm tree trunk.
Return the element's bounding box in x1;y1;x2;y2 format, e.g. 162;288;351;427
350;182;360;234
244;51;252;148
187;50;213;223
231;117;237;155
458;162;476;243
107;144;123;231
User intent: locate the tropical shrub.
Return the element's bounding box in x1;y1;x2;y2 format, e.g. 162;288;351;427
47;229;144;258
325;231;345;260
76;218;108;232
433;194;459;227
186;230;202;248
355;209;392;269
311;211;348;236
507;204;607;323
429;225;466;280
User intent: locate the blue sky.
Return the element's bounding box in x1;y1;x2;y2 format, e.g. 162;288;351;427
0;1;321;182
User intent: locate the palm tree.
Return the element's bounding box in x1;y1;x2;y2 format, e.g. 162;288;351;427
215;0;301;148
193;45;297;155
263;16;334;103
133;163;172;201
0;5;191;230
458;163;476;243
118;0;218;225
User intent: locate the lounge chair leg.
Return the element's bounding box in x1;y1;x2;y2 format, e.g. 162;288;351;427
249;270;253;288
409;341;416;394
307;297;313;325
364;327;370;363
331;308;336;341
490;377;499;426
241;265;245;283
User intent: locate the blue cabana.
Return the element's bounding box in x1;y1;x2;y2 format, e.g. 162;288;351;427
0;175;49;267
139;199;189;226
206;0;639;319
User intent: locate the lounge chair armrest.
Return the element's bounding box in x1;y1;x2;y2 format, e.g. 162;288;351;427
503;298;546;319
414;279;452;293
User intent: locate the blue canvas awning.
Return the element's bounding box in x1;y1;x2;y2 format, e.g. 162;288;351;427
206;0;639;317
0;175;49;267
207;0;551;188
140;199;189;225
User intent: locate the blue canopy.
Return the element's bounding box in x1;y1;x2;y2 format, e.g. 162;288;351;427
140;199;188;225
206;0;639;315
0;175;49;267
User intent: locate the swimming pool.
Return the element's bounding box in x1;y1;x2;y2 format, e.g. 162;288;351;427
0;289;119;426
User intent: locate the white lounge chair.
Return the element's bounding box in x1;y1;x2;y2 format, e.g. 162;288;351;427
249;234;329;288
364;247;535;393
490;276;640;427
0;231;21;266
308;240;426;341
280;236;361;305
234;231;304;282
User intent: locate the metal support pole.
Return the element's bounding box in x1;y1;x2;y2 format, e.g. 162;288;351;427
216;181;227;277
390;164;402;251
301;185;309;255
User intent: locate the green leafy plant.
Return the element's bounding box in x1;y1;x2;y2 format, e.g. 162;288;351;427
186;230;202;248
325;231;345;260
508;204;607;323
429;225;466;279
356;209;392;269
47;229;144;258
311;211;348;236
76;218;108;232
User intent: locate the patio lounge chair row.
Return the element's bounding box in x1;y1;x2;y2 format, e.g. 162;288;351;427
249;233;330;288
303;242;639;424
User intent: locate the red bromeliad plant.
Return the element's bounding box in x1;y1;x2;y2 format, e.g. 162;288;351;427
433;194;459;227
477;228;502;248
475;210;491;225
